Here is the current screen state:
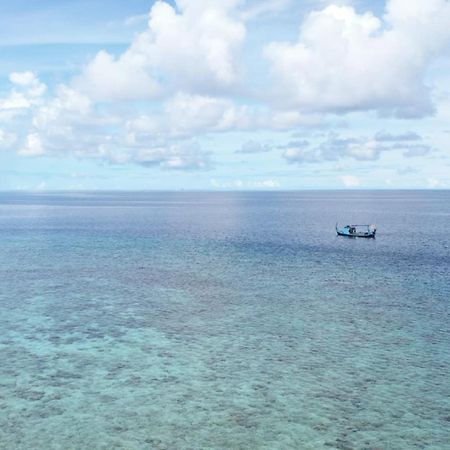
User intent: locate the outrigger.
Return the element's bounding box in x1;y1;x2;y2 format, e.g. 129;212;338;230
336;223;376;238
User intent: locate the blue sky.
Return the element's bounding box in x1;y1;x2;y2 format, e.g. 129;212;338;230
1;0;449;190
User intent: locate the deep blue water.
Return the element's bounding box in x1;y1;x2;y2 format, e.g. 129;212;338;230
0;191;449;449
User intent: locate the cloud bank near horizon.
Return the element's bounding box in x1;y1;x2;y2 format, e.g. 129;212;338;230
1;0;450;189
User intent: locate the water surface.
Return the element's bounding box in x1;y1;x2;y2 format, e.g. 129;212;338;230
0;191;449;449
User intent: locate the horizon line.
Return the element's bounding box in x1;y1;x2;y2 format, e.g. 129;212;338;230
1;188;449;193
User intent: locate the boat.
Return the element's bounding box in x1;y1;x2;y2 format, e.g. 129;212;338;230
336;223;376;238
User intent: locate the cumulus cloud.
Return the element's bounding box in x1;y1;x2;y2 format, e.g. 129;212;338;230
125;92;318;137
0;71;47;113
7;80;230;168
282;131;432;164
163;93;236;133
374;131;422;142
124;93;239;138
32;85;92;132
75;0;246;101
281;139;316;163
283;147;318;164
235;140;272;153
279;139;310;149
15;85;212;170
378;132;433;158
10;71;46;97
265;0;450;116
318;135;383;161
10;72;37;86
133;141;211;170
11;84;101;159
74;50;161;102
19;133;44;157
402;145;433;158
3;0;447;179
21;118;212;170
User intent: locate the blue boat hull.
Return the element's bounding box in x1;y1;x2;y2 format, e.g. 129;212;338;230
336;223;376;238
336;229;376;238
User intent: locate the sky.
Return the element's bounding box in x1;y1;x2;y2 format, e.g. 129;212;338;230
0;0;449;190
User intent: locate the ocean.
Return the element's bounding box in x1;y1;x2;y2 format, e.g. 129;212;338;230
0;191;449;449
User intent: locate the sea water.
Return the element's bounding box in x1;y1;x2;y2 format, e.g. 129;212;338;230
0;191;449;449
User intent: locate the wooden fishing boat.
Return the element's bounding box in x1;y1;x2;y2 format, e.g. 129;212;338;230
336;223;376;238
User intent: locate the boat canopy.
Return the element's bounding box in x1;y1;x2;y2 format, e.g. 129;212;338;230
346;224;376;228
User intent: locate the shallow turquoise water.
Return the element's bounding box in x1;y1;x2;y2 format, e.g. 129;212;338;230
0;191;449;449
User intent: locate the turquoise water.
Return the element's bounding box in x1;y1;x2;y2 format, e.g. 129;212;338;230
0;191;449;449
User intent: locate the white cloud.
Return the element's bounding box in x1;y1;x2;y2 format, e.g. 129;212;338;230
402;145;432;158
21;88;212;169
283;145;317;164
126;92;318;136
132;141;211;170
427;177;447;189
235;140;272;153
256;179;279;188
264;0;450;116
375;131;422;142
151;0;245;88
345;139;380;161
124;14;149;27
0;72;47;113
19;133;44;156
74;49;161;102
10;71;37;86
10;71;46;97
2;0;448;183
282;131;432;164
340;175;361;187
124;93;239;137
3;78;214;170
210;178;280;189
75;0;246;101
32;85;92;131
0;92;32;111
164;92;235;133
15;85;97;158
240;0;292;20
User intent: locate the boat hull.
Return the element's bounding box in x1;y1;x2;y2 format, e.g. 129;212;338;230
336;223;376;238
336;230;376;238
